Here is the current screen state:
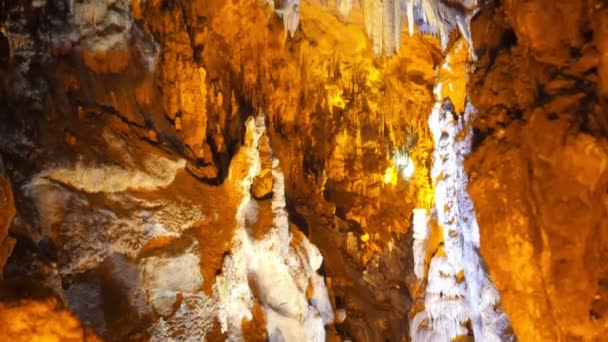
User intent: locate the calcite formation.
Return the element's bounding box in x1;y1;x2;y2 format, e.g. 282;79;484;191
215;115;333;341
268;0;478;56
408;39;512;341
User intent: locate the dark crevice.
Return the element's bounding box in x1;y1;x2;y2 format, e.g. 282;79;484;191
500;29;518;50
471;127;488;151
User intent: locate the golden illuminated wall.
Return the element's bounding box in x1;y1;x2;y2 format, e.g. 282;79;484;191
0;299;101;342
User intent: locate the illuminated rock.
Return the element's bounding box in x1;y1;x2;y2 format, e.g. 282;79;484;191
0;0;605;340
467;2;608;339
271;0;479;57
0;157;15;277
251;169;274;200
410;38;513;340
0;298;102;341
216;115;332;341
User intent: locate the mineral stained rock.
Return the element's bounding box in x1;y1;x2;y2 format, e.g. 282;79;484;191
468;1;608;340
0;157;16;277
0;0;606;340
0;298;102;342
251;169;274;200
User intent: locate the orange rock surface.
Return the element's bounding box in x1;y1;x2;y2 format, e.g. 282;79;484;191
0;0;606;340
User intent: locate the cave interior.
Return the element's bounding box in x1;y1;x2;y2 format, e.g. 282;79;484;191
0;0;607;341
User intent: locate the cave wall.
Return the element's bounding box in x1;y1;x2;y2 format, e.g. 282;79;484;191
0;157;16;277
468;0;608;340
0;0;607;340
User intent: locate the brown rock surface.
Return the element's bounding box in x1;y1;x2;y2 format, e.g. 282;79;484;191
468;1;608;339
0;157;15;278
251;169;274;200
0;298;102;341
595;8;608;98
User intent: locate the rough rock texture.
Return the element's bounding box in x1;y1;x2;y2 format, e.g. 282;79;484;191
468;1;608;340
0;157;16;277
409;39;513;341
0;298;101;341
215;115;333;342
142;0;440;339
251;169;274;200
0;0;439;337
0;0;606;340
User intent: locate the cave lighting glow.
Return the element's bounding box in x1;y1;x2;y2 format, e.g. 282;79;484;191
395;154;415;179
383;165;399;185
383;153;415;185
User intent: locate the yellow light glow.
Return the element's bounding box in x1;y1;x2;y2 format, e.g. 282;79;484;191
396;155;415;179
360;233;370;243
326;85;347;112
366;63;381;86
384;153;417;187
383;164;398;186
418;186;434;210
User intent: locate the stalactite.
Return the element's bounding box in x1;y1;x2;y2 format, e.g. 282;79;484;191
273;0;301;38
383;0;396;56
372;0;384;56
337;0;351;18
363;0;374;38
269;0;480;58
392;0;401;53
405;0;416;37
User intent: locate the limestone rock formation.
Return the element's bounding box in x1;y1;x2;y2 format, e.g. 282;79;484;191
409;39;513;341
251;169;274;200
0;298;102;341
216;115;333;342
467;1;608;340
0;0;606;340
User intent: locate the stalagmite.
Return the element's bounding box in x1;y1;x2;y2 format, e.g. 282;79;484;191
215;115;333;341
410;97;470;340
406;0;416;36
411;208;428;280
410;86;514;340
